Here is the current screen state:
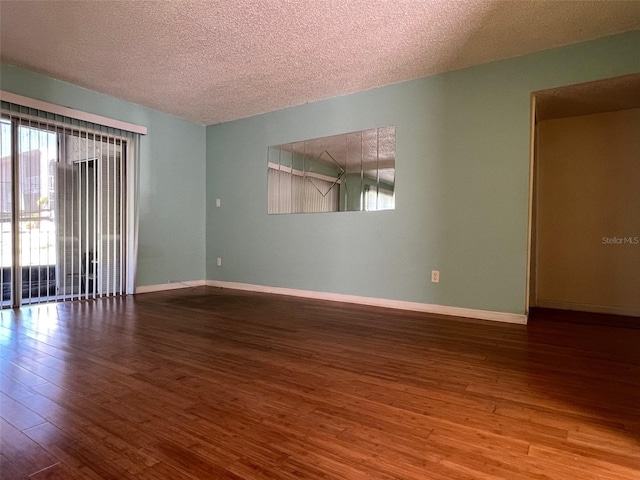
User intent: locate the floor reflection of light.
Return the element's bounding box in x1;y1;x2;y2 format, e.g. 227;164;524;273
0;304;62;347
24;304;61;343
0;309;16;346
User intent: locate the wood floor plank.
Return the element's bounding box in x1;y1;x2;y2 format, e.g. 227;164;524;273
1;288;639;479
0;418;57;476
527;443;639;480
0;392;47;431
0;454;28;480
23;421;141;480
0;373;37;402
27;462;86;480
0;362;48;388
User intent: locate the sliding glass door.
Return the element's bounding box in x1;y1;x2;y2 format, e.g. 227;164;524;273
0;119;13;307
17;123;58;304
0;115;128;308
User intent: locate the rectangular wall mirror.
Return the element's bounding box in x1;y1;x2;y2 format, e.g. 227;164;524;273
268;126;395;214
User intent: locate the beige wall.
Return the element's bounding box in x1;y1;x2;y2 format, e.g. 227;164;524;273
534;108;640;316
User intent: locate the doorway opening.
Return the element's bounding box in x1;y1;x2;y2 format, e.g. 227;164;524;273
528;73;640;319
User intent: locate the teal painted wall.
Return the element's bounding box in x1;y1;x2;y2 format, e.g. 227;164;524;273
206;31;640;314
1;64;207;287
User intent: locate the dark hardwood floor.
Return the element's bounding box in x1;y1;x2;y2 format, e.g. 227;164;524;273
1;287;639;479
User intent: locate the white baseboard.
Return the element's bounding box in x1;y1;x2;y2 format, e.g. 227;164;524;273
206;280;527;325
135;280;206;294
535;300;640;317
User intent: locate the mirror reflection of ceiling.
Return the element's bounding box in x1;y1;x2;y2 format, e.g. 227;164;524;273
2;1;639;124
535;73;640;121
274;127;396;183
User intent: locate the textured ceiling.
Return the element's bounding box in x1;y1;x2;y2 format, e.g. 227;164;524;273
1;1;640;125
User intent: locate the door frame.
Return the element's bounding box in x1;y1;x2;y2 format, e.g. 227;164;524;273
525;93;537;317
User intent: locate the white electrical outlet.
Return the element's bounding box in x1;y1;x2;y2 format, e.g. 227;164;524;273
216;198;221;208
431;270;440;283
216;257;222;267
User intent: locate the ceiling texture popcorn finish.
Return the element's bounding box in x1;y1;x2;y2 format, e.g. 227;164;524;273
1;0;640;125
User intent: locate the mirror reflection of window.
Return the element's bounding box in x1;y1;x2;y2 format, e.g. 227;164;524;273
364;186;395;212
268;126;395;214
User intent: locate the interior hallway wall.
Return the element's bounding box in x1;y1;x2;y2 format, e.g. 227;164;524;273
535;108;640;316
